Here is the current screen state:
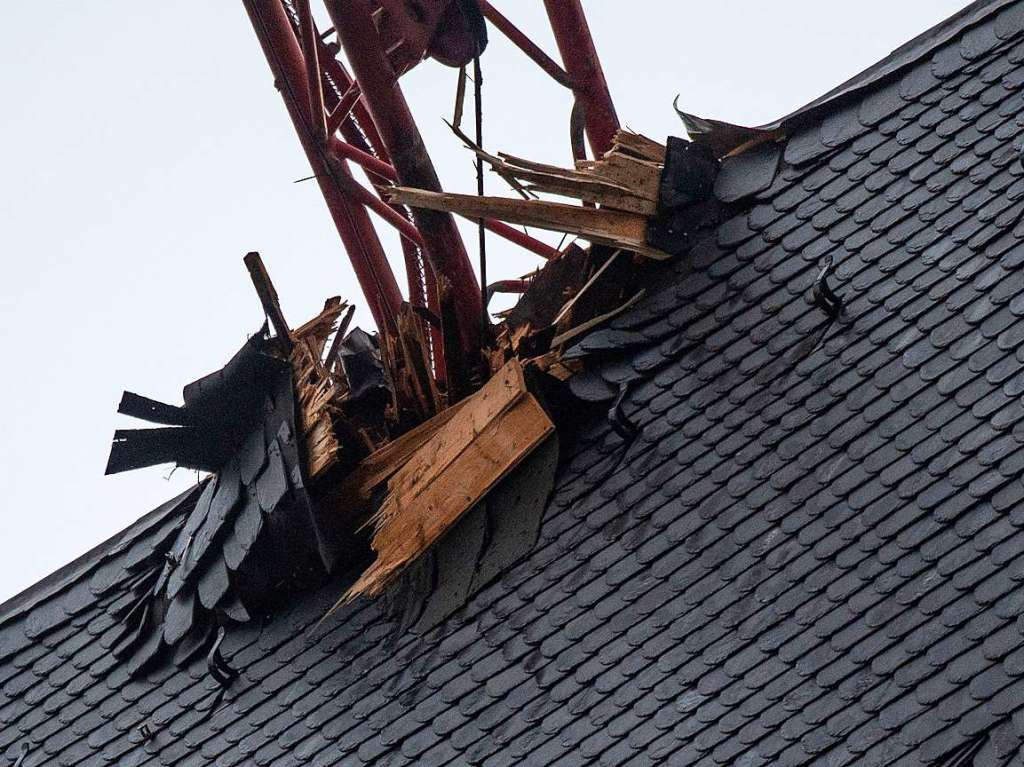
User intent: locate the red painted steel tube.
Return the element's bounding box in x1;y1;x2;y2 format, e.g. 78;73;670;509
315;47;439;311
543;0;619;157
477;0;575;90
315;39;439;299
483;219;560;260
326;0;483;366
316;33;557;266
295;0;327;142
326;80;360;137
243;0;402;332
487;278;530;296
328;137;398;182
342;179;425;247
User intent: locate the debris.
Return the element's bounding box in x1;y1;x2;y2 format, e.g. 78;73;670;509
550;248;623;327
243;251;293;353
344;358;555;599
672;97;781;158
290;297;348;479
388;187;665;258
105;331;289;475
206;627;238;688
379;303;444;426
106;129;688;646
388;129;672;259
12;743;29;767
550;288;646;349
812;254;843;321
325;394;473;507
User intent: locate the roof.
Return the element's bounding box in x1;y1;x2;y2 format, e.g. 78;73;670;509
762;0;1021;131
4;1;1024;764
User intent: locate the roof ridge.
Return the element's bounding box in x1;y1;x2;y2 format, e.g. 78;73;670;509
0;484;199;627
759;0;1020;131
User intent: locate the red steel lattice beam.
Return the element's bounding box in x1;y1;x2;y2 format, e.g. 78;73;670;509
243;0;403;333
542;0;619;158
244;0;617;376
325;0;484;368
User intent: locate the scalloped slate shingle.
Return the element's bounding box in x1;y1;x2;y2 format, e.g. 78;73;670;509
4;2;1024;765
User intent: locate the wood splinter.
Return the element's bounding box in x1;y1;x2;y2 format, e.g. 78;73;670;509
337;358;554;604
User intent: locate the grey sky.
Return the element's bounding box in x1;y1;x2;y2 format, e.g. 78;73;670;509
0;1;969;602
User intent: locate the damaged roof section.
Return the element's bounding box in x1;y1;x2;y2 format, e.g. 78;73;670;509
84;120;717;679
389;130;686;259
345;358;554;600
101;317;341;676
10;1;1024;765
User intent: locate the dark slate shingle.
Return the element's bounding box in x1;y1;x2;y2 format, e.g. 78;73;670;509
5;3;1024;766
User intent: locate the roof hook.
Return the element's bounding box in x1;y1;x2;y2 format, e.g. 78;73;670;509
812;255;843;321
207;627;238;688
137;723;156;743
608;381;638;443
11;743;29;767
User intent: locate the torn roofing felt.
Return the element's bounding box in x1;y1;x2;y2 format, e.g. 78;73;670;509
5;1;1024;765
101;324;344;679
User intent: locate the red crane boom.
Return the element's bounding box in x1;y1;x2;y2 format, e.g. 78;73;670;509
242;0;617;380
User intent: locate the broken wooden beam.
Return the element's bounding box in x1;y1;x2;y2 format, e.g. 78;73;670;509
344;358;555;599
387;187;669;259
244;251;293;353
326;394;473;505
290;298;348;479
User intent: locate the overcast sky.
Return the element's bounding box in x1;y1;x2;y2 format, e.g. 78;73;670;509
0;1;969;603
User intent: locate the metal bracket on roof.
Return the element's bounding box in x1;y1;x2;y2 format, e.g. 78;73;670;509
207;628;238;689
934;731;988;767
608;382;638;443
137;723;155;743
812;255;843;321
11;744;29;767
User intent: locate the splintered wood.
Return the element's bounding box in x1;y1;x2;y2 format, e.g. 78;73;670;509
290;298;349;479
388;129;669;258
331;395;471;504
244;252;351;479
345;359;554;599
377;303;443;428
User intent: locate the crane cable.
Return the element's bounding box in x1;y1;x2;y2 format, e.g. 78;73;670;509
473;55;490;347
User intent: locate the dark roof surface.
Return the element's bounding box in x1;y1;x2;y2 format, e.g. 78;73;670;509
5;1;1024;764
761;0;1021;131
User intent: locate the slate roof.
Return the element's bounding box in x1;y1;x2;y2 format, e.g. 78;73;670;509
4;1;1024;764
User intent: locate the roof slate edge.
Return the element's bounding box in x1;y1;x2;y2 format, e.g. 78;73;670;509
757;0;1017;131
0;484;200;627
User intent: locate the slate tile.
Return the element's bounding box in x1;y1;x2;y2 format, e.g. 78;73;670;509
7;12;1024;767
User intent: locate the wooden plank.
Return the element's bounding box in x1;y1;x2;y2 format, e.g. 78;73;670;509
330;394;472;502
346;369;554;598
373;358;528;527
519;178;656;216
289;298;347;479
481;150;658;215
611;130;666;163
551;249;623;326
293;296;344;344
387;187;669;259
324;303;356;376
580;152;663;203
551;289;646;348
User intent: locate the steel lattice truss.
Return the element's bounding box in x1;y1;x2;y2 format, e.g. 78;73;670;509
242;0;618;379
